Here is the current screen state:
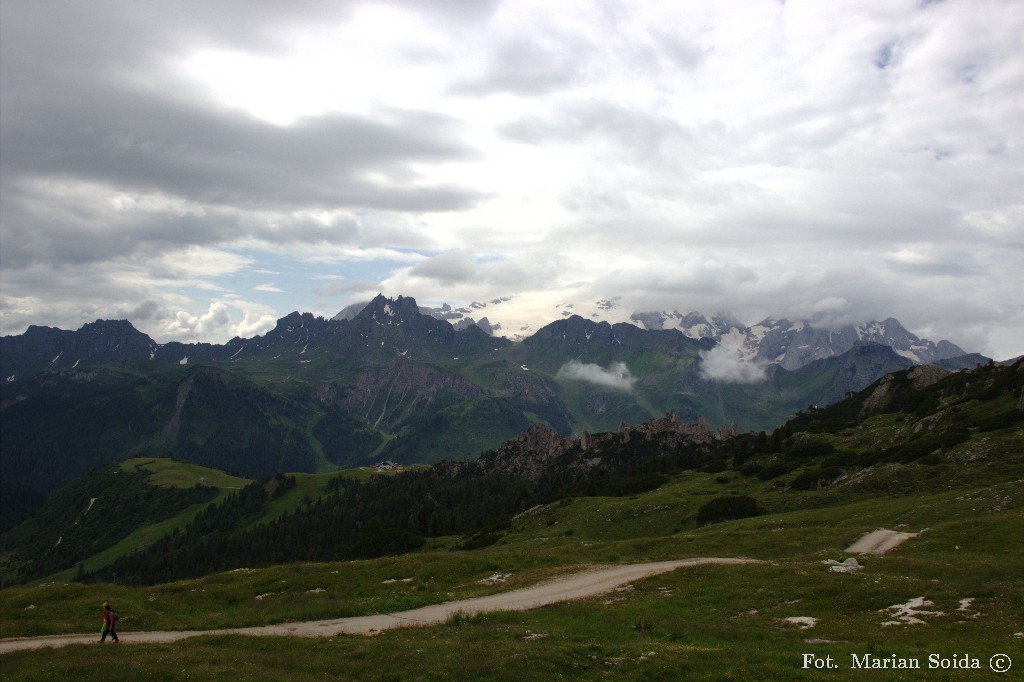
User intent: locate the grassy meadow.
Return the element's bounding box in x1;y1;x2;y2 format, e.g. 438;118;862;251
2;447;1021;680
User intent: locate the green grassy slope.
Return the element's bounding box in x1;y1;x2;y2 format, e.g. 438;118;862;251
118;457;250;490
1;469;1020;679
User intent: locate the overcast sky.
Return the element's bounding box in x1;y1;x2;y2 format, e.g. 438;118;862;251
1;0;1022;358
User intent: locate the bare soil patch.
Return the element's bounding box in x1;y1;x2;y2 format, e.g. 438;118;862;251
845;528;919;554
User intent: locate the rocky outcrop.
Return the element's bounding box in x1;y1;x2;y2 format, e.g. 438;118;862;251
470;424;573;481
906;364;950;389
860;364;951;417
470;412;736;483
614;412;737;447
860;374;901;416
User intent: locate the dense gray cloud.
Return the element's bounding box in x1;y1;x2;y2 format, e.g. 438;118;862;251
0;0;485;270
1;0;1022;359
3;91;480;212
1;77;481;273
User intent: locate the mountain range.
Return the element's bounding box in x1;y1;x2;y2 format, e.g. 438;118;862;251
0;295;992;497
627;311;969;369
335;298;971;370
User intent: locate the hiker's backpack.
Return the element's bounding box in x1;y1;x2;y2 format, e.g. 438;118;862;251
108;610;119;625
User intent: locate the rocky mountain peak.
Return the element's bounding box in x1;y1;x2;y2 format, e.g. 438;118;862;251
77;319;151;345
272;311;319;330
356;294;421;322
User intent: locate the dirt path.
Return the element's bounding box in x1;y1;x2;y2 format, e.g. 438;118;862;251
845;528;920;554
0;558;758;653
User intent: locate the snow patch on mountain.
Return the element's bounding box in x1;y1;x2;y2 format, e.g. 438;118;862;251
628;310;965;370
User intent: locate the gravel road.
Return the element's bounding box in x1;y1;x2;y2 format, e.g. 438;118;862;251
0;557;759;653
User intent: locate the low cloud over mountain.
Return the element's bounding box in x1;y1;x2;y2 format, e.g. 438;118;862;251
699;346;769;384
557;360;637;392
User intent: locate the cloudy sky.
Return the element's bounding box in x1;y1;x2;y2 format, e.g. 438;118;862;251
2;0;1022;358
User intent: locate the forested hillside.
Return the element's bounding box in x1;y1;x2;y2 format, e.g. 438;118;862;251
0;466;217;585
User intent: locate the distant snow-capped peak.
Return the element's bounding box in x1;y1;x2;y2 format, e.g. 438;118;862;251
333;296;967;370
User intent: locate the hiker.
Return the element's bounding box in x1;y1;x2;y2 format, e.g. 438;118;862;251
100;602;119;643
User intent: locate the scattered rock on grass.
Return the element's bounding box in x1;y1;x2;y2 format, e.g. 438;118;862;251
957;598;981;619
781;617;818;629
823;558;864;573
731;608;759;619
880;597;944;626
477;572;511;586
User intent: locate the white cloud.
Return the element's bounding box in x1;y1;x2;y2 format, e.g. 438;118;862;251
164;302;232;339
160;300;277;342
1;0;1022;360
699;345;769;385
557;360;637;391
234;307;279;339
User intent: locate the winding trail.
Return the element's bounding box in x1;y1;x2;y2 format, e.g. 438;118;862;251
0;558;759;653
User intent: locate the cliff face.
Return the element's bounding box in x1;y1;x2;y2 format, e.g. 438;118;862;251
491;369;575;435
333;359;484;431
